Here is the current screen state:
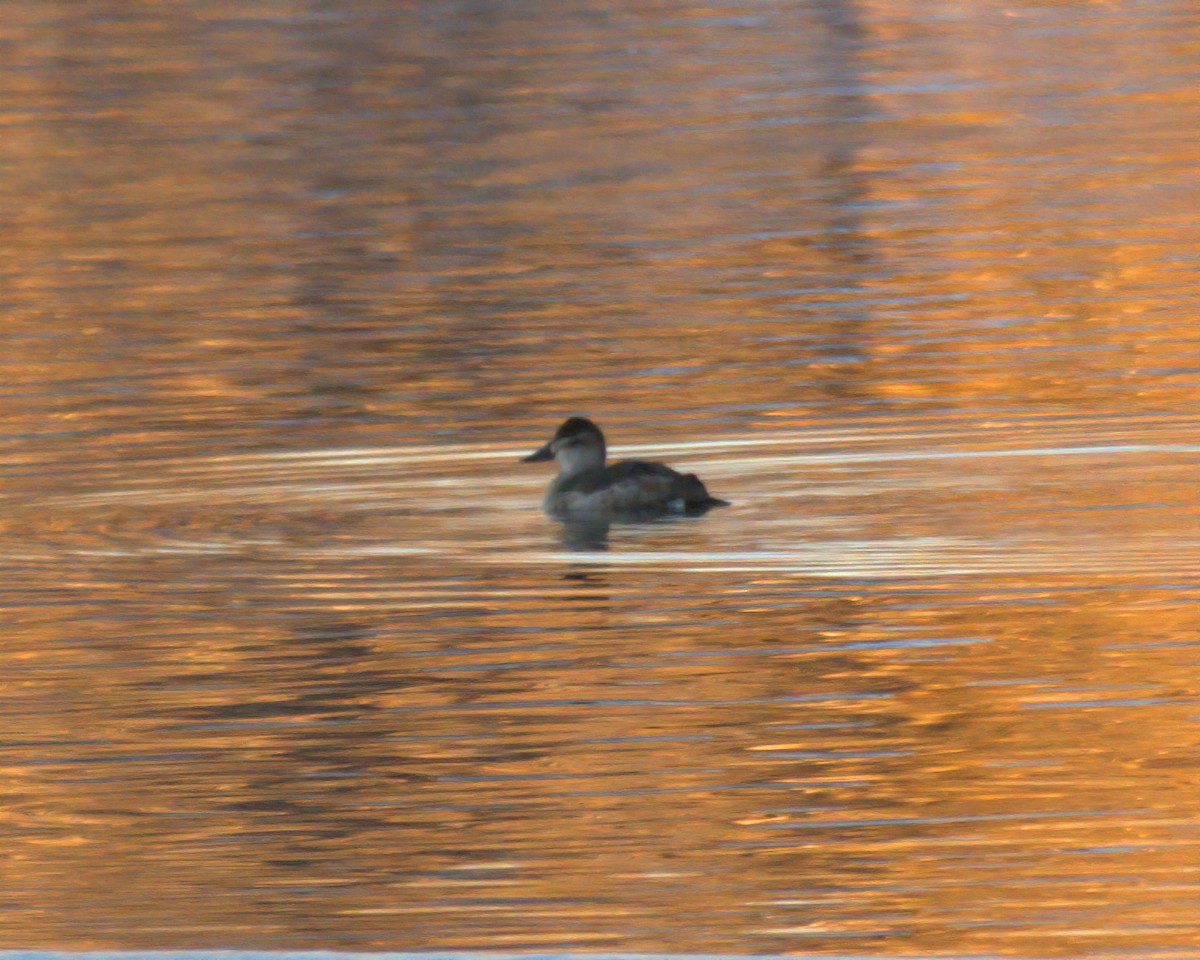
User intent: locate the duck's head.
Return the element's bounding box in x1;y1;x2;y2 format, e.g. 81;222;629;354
522;417;607;474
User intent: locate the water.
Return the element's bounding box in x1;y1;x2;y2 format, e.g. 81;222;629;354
3;1;1200;957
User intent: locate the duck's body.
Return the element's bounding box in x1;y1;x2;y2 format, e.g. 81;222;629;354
522;417;729;519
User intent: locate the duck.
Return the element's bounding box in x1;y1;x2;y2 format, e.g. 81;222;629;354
522;417;729;519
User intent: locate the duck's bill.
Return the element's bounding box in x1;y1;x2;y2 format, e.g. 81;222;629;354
521;443;554;463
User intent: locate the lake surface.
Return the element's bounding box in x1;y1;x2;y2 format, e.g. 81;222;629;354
2;1;1199;957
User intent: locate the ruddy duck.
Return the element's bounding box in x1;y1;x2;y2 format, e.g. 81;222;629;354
522;417;729;518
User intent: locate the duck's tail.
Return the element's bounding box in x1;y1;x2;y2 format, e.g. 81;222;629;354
680;474;731;510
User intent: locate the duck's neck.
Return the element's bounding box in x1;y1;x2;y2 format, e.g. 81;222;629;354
555;446;605;479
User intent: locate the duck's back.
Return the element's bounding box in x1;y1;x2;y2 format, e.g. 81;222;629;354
552;459;726;515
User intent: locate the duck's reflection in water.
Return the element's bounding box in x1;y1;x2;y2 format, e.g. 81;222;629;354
555;499;729;552
560;516;613;551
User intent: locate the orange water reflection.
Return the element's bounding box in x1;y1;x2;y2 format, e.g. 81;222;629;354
2;0;1200;956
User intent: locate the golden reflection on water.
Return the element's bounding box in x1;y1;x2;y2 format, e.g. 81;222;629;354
2;0;1200;956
